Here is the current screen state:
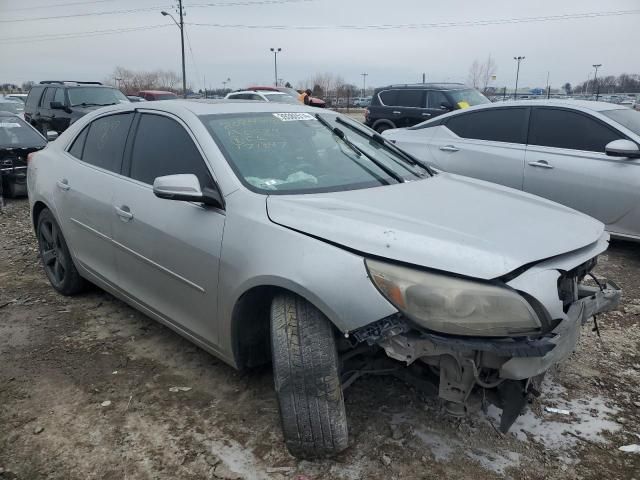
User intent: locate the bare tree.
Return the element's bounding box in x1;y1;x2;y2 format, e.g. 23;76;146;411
106;66;183;95
467;60;482;89
480;55;497;93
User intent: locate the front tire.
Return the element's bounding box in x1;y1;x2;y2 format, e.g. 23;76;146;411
270;293;348;458
36;208;85;295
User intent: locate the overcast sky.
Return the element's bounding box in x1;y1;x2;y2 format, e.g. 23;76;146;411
1;0;638;91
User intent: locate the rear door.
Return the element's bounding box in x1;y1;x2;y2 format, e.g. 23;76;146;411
111;112;225;346
424;90;450;120
38;87;56;132
50;88;69;132
382;89;427;128
54;112;133;284
24;86;45;125
428;107;529;189
523;107;634;225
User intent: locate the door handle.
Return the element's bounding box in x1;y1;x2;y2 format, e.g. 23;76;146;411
528;160;554;169
56;179;70;191
421;113;432;117
115;205;134;221
439;145;459;152
392;111;402;115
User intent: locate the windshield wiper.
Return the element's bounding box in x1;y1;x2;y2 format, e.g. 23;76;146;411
72;102;115;107
335;116;435;176
315;114;404;184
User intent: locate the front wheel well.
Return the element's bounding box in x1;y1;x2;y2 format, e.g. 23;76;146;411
32;201;49;231
231;286;339;369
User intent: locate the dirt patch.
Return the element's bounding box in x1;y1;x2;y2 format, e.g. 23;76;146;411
1;198;639;479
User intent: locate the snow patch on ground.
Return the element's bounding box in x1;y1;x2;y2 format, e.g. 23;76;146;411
486;379;620;449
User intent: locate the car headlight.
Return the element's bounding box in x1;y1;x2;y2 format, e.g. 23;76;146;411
366;259;542;337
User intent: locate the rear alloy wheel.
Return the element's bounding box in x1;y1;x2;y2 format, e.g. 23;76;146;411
375;123;392;133
271;293;348;458
36;208;85;295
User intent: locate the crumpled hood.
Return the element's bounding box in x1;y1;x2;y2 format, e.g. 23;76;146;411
266;173;605;279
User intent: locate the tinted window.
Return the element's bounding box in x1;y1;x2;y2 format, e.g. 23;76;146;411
0;116;46;148
395;90;424;108
82;113;133;172
446;108;528;143
67;87;128;107
129;114;213;188
529;108;622;152
378;90;397;106
427;91;448;109
42;88;55;108
53;88;65;104
26;86;45;109
68;126;89;159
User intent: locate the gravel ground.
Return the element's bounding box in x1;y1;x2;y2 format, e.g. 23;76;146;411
1;197;639;480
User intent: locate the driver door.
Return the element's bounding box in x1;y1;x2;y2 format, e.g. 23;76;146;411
112;112;225;346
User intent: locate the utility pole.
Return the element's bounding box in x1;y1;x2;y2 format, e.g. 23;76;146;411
513;56;525;100
161;2;187;98
422;72;426;84
361;72;368;98
546;71;550;99
270;48;281;86
592;64;602;101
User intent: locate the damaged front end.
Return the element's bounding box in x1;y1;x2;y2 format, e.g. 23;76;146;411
350;246;621;432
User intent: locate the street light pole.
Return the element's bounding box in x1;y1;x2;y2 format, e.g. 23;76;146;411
161;2;187;99
270;48;281;86
513;56;525;100
222;77;230;91
592;63;602;101
361;72;368;98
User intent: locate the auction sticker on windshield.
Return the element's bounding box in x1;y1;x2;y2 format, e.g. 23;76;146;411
0;122;21;128
272;113;316;122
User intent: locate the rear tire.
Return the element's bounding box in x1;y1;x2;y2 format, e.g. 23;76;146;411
270;293;348;458
374;123;392;133
36;208;85;295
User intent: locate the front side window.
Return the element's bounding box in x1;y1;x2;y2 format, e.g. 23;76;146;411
129;114;213;188
529;108;622;152
446;108;528;144
53;88;65;105
82;113;133;172
201;112;428;194
67;87;128;107
427;91;448;109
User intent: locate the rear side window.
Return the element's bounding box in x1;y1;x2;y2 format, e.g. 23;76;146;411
82;113;134;172
446;108;528;143
26;86;45;109
129;114;213;188
395;90;425;108
378;90;397;106
68;126;89;159
529;108;622;152
53;88;65;105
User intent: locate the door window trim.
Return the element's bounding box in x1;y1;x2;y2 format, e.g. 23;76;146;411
376;89;426;109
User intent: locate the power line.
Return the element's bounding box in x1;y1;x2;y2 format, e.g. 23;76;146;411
188;0;315;6
9;0;125;11
0;5;168;23
187;9;640;30
0;24;170;44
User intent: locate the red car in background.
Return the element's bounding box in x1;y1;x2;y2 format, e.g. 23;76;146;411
247;86;326;108
137;90;178;101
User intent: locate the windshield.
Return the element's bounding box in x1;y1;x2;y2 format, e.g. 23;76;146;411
0;102;20;114
263;93;299;104
602;108;640;137
68;87;128;106
447;89;490;109
201;112;428;194
8;96;26;103
0;117;46;147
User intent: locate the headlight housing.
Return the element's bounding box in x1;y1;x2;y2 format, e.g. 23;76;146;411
366;259;542;337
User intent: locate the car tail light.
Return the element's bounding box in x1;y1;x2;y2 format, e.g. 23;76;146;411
365;108;370;121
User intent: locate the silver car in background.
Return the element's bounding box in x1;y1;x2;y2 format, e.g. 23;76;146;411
383;100;640;240
28;100;620;458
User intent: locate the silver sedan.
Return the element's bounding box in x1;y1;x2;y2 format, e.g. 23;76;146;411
383;100;640;241
28;100;620;458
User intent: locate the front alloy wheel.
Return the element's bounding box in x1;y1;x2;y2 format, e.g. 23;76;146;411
37;208;84;295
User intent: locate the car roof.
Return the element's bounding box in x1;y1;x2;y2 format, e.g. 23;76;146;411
138;90;176;94
86;99;330;117
376;83;467;91
229;90;287;96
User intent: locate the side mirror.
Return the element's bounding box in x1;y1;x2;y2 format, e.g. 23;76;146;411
153;173;223;208
46;131;58;141
605;139;640;159
50;101;65;110
440;102;453;111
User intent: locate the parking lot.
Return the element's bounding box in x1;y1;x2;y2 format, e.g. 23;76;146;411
1;196;639;479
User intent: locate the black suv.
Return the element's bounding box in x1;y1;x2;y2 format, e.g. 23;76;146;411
364;83;490;133
25;81;129;135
